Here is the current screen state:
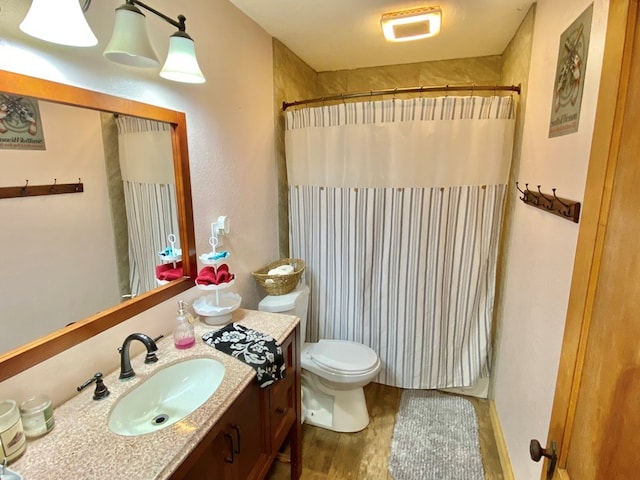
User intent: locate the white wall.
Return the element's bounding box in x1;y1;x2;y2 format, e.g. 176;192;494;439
0;0;277;406
492;1;609;478
1;102;120;352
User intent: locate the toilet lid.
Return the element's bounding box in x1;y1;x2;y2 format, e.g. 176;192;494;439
308;340;379;374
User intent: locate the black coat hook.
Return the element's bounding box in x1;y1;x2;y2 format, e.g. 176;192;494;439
552;188;572;216
516;182;581;223
538;185;554;209
21;179;29;195
526;183;540;205
50;178;57;193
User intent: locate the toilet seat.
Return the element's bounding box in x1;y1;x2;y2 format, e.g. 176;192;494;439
302;340;381;387
307;340;379;374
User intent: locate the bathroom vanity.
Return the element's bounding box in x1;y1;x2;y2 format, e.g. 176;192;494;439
9;309;301;480
172;323;299;480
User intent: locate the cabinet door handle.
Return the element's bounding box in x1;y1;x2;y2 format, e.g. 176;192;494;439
224;432;235;463
231;425;241;454
276;406;288;414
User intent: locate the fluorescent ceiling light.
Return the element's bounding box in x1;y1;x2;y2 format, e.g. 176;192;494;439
381;7;442;42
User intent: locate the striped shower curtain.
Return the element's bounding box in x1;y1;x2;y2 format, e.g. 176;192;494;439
285;96;515;389
116;116;179;296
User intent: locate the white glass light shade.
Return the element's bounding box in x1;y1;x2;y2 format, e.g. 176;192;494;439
19;0;97;47
104;5;160;68
159;33;206;84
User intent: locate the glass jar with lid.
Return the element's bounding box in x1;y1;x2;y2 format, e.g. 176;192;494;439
19;395;55;439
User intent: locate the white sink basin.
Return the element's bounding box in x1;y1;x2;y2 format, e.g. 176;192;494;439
108;358;225;436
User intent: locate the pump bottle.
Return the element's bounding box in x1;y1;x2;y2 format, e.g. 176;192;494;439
173;300;195;349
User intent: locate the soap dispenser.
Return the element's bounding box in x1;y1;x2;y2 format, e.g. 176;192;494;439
173;300;195;349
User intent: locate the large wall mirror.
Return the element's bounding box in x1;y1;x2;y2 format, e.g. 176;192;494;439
0;70;196;382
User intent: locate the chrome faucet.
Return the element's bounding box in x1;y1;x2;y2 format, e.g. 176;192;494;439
119;333;159;380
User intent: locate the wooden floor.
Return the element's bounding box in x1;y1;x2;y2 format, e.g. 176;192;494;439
266;382;503;480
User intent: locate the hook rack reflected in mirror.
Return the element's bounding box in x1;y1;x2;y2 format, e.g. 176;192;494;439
0;178;84;199
515;182;581;223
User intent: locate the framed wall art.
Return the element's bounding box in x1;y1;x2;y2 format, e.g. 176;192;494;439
0;92;46;150
548;4;593;138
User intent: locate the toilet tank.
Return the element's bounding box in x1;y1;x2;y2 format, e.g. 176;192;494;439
258;284;309;342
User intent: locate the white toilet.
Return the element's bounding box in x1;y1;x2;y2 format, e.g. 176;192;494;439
258;284;381;433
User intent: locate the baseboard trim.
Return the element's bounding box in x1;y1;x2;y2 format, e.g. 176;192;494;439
489;400;515;480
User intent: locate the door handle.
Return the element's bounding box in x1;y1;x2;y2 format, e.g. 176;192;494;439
530;439;557;480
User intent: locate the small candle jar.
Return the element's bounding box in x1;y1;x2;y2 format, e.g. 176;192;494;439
0;399;26;463
20;395;55;439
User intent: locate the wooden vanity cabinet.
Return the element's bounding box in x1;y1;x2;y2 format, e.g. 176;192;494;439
264;332;297;454
171;326;301;480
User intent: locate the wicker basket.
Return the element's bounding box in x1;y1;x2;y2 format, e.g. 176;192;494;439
252;258;305;295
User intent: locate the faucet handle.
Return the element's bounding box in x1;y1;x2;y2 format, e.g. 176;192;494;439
145;352;159;364
77;372;110;400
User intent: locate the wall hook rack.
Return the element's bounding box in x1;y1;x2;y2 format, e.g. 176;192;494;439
515;182;580;223
0;178;84;200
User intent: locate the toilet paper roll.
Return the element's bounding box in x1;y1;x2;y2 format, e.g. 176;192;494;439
268;264;294;276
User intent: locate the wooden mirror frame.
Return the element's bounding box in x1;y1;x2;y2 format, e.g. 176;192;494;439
0;70;197;382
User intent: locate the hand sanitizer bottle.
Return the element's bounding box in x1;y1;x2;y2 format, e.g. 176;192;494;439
173;300;195;349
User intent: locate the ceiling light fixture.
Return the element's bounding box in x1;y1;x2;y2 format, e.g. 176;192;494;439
381;6;442;43
19;0;205;84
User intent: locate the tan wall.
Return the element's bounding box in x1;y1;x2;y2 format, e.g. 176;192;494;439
491;4;536;389
492;0;611;478
317;55;502;94
273;39;317;257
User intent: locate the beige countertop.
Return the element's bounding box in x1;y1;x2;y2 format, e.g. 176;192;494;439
10;308;298;480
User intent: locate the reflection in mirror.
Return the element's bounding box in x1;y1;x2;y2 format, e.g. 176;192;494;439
108;114;180;298
1;101;181;354
0;70;196;382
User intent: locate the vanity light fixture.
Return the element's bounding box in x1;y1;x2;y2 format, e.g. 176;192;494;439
19;0;205;84
104;0;205;84
103;1;160;68
381;6;442;42
19;0;98;47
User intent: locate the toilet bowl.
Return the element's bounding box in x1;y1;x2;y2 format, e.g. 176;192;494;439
258;284;381;433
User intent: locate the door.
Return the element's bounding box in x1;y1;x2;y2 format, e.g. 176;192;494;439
541;1;640;479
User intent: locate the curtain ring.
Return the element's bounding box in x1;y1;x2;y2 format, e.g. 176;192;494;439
471;84;475;97
445;85;449;97
419;86;424;98
341;93;345;105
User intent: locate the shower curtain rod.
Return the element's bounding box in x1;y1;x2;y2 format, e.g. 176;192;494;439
282;83;521;111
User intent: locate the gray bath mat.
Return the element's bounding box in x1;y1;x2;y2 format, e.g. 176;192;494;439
388;390;484;480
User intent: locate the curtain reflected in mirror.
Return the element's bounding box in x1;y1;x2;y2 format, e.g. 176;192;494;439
103;114;180;298
1;100;179;354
